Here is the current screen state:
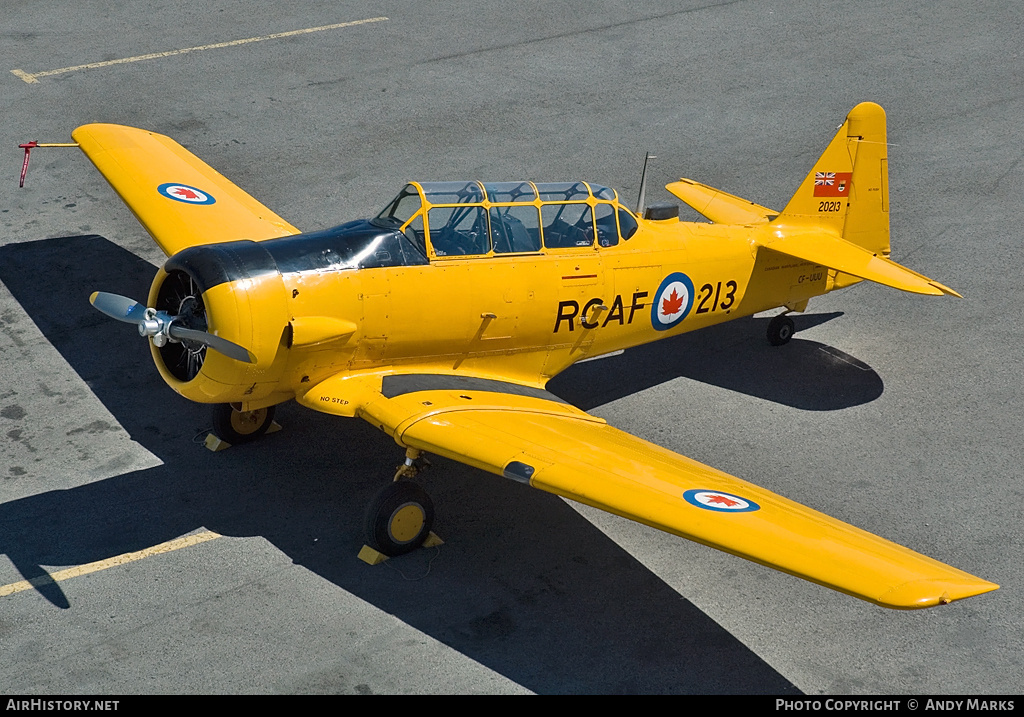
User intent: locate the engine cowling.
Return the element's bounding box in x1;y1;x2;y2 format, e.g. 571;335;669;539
147;240;291;405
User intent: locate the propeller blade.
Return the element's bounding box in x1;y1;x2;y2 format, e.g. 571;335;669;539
168;325;255;364
89;291;148;323
90;290;254;364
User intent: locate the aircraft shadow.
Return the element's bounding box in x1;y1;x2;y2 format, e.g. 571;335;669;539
0;235;804;694
550;313;881;412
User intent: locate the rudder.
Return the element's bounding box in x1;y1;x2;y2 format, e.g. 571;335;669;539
842;102;890;258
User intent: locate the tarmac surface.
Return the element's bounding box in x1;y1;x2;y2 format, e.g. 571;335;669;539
1;0;1021;695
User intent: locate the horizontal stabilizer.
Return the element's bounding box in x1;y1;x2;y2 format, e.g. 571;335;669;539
762;231;962;297
666;178;778;224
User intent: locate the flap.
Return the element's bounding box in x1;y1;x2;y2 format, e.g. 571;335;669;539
73;123;300;256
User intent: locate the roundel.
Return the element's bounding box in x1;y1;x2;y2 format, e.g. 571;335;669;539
157;183;216;205
683;489;761;513
650;272;695;331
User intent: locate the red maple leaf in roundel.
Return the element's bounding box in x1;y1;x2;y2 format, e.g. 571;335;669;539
661;288;684;316
706;494;739;507
172;187;200;199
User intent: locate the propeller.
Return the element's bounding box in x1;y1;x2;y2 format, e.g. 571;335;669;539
89;291;254;365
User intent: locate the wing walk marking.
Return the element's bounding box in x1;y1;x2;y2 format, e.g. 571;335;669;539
0;530;220;598
10;17;388;83
380;374;565;403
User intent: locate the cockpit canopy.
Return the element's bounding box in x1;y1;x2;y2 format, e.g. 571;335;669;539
372;180;639;259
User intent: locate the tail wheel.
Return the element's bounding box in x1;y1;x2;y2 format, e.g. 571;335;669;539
767;314;795;346
212;403;275;444
364;480;435;556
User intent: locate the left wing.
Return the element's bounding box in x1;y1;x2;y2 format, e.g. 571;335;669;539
73;123;300;256
301;372;998;609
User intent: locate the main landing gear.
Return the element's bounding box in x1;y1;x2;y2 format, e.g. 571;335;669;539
205;404;280;451
360;448;440;562
767;313;796;346
212;403;277;443
202;407;439;561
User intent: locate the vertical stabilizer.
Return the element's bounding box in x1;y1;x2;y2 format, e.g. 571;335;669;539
779;102;890;258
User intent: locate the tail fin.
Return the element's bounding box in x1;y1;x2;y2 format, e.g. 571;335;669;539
666;103;959;297
780;101;890;257
766;103;961;298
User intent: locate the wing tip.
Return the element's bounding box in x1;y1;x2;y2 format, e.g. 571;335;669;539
929;281;964;298
877;578;999;609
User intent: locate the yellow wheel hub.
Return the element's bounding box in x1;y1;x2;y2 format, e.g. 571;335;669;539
388;503;425;543
230;407;267;435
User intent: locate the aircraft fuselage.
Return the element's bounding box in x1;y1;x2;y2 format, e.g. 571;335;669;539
149;214;833;411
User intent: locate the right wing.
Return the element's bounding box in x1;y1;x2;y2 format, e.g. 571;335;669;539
300;372;998;609
73;123;300;256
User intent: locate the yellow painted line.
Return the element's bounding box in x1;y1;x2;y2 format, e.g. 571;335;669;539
0;530;221;597
11;17;388;84
11;69;37;83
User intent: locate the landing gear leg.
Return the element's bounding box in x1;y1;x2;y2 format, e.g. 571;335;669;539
767;313;796;346
394;447;431;481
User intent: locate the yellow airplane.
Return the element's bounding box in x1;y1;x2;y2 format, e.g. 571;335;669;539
65;101;996;609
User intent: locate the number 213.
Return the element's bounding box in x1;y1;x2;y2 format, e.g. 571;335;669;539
695;280;738;314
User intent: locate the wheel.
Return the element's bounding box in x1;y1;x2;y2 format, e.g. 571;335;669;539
212;403;275;444
364;480;435;557
767;314;795;346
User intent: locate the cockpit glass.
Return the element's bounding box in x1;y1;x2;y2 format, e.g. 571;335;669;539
535;182;590;202
541;203;594;248
428;205;490;256
483;181;537;203
420;181;484;205
374;184;421;226
371;179;628;260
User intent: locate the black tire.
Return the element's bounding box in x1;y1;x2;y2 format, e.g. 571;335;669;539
767;315;796;346
211;403;275;444
364;481;435;557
